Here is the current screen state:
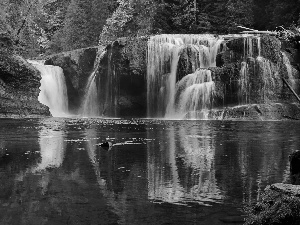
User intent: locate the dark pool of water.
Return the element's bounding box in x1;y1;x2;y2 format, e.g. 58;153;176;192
0;118;299;225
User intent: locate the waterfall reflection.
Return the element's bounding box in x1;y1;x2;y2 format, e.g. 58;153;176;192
84;129;107;188
33;128;66;172
147;123;223;205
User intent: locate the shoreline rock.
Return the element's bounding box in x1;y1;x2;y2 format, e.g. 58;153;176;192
245;183;300;225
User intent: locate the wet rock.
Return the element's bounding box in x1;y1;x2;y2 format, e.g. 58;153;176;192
261;35;282;64
44;47;98;113
45;38;147;117
206;103;300;120
0;33;14;50
177;45;200;82
290;151;300;185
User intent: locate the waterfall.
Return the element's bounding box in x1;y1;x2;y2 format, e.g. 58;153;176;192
168;69;215;119
81;47;107;117
238;35;279;104
238;61;250;104
256;56;277;102
147;34;223;119
29;60;69;117
282;52;296;89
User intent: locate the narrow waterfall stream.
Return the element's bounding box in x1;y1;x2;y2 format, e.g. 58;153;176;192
29;60;69;117
81;47;108;117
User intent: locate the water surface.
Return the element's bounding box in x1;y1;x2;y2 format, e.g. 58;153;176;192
0;118;299;225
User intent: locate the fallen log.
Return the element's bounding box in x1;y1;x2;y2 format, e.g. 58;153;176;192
282;78;300;103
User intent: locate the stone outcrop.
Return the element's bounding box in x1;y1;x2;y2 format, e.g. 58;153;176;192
45;38;147;117
44;47;98;113
44;34;300;119
0;45;50;117
212;35;299;106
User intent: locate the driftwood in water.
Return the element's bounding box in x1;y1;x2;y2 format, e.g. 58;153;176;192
282;78;300;103
240;31;277;35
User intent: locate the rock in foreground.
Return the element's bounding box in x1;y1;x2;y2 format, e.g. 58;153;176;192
245;183;300;225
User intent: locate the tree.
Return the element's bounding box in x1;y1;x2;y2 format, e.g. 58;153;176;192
99;0;135;45
267;0;300;29
225;0;254;33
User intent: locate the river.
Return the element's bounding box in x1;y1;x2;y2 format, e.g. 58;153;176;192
0;118;299;225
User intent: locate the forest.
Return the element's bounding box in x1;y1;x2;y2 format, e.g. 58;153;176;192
0;0;300;58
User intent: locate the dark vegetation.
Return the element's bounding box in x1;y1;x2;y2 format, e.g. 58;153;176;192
244;184;300;225
0;0;300;58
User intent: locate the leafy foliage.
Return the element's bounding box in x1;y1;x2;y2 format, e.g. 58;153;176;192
225;0;254;33
1;0;300;56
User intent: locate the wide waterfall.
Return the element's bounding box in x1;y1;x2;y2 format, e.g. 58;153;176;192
29;61;69;117
147;34;223;119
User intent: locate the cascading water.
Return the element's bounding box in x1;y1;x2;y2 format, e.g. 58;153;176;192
238;35;279;104
29;60;69;117
82;47;106;117
238;36;261;104
282;52;296;89
81;46;119;118
147;34;223;119
256;56;277;102
172;69;215;119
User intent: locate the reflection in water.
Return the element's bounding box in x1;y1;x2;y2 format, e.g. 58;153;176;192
84;129;129;224
148;123;223;205
33;128;66;172
1;118;300;225
85;129;106;189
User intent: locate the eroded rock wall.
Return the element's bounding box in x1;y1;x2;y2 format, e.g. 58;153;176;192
0;46;50;117
44;47;98;114
44;34;300;119
45;38;147;118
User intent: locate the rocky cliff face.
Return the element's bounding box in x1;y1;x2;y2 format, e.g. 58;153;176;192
44;47;98;114
45;38;147;117
208;35;300;120
0;38;50;117
44;34;300;119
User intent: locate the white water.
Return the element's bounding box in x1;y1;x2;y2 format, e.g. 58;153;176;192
169;69;215;119
147;34;223;119
238;36;278;104
29;60;69;117
238;61;249;104
282;52;296;89
81;47;107;117
256;56;277;102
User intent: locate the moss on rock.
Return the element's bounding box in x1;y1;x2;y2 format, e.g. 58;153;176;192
245;183;300;225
